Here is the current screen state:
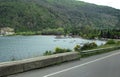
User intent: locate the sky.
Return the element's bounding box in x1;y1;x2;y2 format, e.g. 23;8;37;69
79;0;120;9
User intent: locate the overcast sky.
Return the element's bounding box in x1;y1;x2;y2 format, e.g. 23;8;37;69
79;0;120;9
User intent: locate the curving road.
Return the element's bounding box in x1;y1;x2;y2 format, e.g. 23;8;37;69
9;49;120;77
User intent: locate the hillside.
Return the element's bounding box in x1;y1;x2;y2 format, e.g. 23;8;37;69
0;0;120;36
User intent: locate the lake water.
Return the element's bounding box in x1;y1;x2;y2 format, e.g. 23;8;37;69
0;35;106;62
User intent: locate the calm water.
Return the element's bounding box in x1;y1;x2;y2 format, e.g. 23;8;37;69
0;35;106;62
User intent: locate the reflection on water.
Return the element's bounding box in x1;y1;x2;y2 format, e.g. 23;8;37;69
0;35;106;62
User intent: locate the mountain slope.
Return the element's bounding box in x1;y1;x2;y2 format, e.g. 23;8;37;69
0;0;120;32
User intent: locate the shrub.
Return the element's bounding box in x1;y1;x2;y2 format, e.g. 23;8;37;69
54;47;63;53
90;42;98;48
64;49;72;52
54;47;72;54
43;51;53;56
106;40;116;45
81;42;98;50
74;45;81;52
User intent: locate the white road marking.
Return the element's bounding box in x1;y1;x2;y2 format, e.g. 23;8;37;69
43;51;120;77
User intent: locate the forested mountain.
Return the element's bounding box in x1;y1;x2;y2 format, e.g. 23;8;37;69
0;0;120;37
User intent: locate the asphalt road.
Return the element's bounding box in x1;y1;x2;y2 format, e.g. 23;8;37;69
9;49;120;77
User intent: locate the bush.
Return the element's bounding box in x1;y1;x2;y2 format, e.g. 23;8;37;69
74;45;81;52
43;51;53;56
106;40;116;45
54;47;72;54
43;47;72;56
90;42;98;48
54;47;63;53
81;42;98;50
64;49;72;52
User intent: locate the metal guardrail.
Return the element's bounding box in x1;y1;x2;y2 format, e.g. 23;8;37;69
81;46;120;56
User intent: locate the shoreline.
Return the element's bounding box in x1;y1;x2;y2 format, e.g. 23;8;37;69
0;34;109;41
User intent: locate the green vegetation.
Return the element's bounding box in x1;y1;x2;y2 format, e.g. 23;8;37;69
92;40;120;49
80;40;120;57
106;39;116;45
81;42;98;50
43;47;72;56
41;28;64;35
15;31;37;35
0;0;120;38
116;41;120;45
43;40;120;56
43;51;53;56
99;29;120;39
43;42;98;56
74;45;81;52
54;47;72;54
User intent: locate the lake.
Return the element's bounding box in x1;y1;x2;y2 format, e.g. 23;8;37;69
0;35;106;62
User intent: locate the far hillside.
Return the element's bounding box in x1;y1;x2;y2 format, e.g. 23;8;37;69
0;0;120;38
